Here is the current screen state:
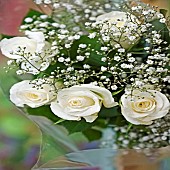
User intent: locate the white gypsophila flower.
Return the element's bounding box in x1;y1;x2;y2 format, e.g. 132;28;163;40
121;89;170;125
0;31;51;75
10;79;57;108
96;11;140;49
50;84;118;122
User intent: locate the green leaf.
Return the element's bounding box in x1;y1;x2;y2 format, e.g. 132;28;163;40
70;35;100;60
26;10;43;18
0;68;19;97
85;51;107;67
83;128;102;141
112;88;124;96
109;115;127;126
160;9;168;17
54;119;66;124
27;105;60;122
150;19;170;45
61;119;95;134
99;106;120;118
70;35;107;67
127;123;133;132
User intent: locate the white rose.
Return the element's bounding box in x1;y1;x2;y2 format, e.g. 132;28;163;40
96;11;140;49
121;89;170;125
0;31;51;74
50;84;118;123
10;80;56;108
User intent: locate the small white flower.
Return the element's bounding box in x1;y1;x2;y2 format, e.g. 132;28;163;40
24;17;33;23
114;44;121;48
52;23;59;27
121;89;170;125
10;80;57;108
111;85;118;90
101;66;107;72
129;36;136;41
101;57;107;62
79;44;87;48
102;36;110;42
58;57;65;63
96;11;140;49
88;32;96;39
50;84;117;122
114;56;121;61
101;47;108;51
118;48;125;53
7;60;14;65
74;35;81;40
16;70;24;75
147;60;154;65
65;44;71;48
67;67;74;72
128;57;135;62
160;18;166;23
76;55;85;61
83;64;90;69
144;47;150;50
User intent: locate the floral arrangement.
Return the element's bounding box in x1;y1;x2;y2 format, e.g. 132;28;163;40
0;0;170;149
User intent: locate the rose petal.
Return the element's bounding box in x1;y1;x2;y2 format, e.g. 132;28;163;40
71;84;118;108
50;100;81;121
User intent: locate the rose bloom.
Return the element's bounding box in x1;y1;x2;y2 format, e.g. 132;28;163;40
0;31;51;74
121;89;170;125
10;80;56;108
50;84;118;123
96;11;140;49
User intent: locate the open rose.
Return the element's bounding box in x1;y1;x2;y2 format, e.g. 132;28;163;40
10;79;57;108
121;89;170;125
96;11;140;49
50;84;117;123
0;31;51;74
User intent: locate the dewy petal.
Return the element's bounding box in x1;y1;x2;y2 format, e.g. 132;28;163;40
71;84;118;108
50;100;81;121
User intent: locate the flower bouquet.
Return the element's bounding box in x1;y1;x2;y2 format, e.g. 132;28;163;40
0;0;170;169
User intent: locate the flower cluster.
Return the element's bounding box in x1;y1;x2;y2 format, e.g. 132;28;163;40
0;0;170;148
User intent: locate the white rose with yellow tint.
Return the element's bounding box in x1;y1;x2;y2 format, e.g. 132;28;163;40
0;31;51;75
50;84;117;123
96;11;140;49
10;80;56;108
121;89;170;125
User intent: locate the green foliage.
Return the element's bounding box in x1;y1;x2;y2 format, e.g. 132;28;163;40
70;35;107;67
150;19;170;45
109;115;127;126
27;106;60;122
99;106;120;118
83;128;102;141
159;9;168;17
60;119;95;134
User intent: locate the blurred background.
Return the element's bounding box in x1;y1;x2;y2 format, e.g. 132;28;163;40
0;0;169;170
